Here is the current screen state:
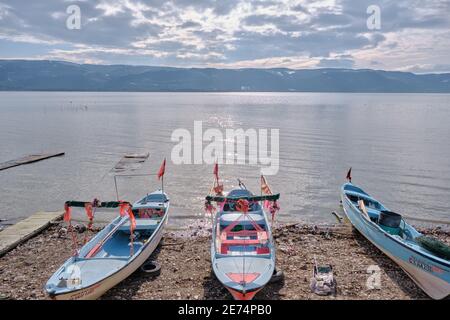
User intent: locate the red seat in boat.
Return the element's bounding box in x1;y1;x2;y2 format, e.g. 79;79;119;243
256;247;270;254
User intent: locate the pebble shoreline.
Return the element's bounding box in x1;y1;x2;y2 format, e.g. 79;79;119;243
0;221;449;300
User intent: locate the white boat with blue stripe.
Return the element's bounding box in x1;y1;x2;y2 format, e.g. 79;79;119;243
45;189;169;300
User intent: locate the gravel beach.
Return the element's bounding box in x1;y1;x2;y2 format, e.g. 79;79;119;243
0;221;449;300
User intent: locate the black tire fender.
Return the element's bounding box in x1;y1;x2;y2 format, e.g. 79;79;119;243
270;269;284;284
140;260;161;276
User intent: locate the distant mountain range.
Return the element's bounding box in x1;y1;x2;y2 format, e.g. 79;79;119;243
1;60;449;93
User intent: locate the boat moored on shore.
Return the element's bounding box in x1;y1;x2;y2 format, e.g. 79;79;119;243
340;170;450;299
205;165;280;300
45;160;169;300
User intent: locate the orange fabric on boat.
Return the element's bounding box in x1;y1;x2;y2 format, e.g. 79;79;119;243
83;202;95;244
119;202;129;217
63;203;78;255
128;210;136;233
63;203;71;222
84;202;94;221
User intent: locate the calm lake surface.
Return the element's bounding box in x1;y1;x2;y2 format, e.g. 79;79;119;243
1;92;450;229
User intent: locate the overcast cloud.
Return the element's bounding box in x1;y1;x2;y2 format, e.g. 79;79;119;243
0;0;449;72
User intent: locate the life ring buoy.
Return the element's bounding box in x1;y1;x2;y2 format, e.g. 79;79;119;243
235;199;249;213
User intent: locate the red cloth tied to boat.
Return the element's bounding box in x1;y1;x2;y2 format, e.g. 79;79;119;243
119;202;130;217
128;210;136;233
118;202;136;232
84;202;94;221
63;203;72;222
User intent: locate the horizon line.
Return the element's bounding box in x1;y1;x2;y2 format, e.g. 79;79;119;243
1;58;450;76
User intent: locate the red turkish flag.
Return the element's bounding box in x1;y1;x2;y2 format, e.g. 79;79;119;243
157;158;166;180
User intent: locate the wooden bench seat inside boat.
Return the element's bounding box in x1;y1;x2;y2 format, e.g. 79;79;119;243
119;219;159;231
219;213;265;225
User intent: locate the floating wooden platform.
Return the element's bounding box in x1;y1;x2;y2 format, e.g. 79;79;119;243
0;211;63;257
0;152;65;171
111;152;149;172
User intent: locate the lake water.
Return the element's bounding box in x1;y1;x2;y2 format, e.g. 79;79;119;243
1;92;450;229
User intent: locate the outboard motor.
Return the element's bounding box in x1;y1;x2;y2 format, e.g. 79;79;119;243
379;211;402;235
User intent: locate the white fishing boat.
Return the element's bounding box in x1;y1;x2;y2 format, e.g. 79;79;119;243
340;169;450;299
45;160;169;300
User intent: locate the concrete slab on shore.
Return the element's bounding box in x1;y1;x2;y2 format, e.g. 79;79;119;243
0;211;62;257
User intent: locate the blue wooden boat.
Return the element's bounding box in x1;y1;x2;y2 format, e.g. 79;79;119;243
45;190;169;300
206;187;279;300
341;181;450;299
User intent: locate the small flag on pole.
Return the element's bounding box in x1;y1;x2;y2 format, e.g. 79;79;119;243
157;158;166;180
261;175;272;195
213;162;219;180
346;167;352;182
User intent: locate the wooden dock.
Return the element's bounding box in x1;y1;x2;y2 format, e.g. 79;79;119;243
0;211;63;257
111;152;149;172
0;152;65;171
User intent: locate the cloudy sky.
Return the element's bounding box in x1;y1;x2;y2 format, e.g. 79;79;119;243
0;0;449;72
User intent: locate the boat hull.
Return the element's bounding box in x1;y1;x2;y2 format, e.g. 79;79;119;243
48;210;168;300
226;287;261;300
341;188;450;300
